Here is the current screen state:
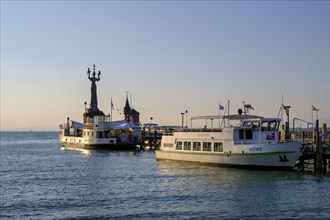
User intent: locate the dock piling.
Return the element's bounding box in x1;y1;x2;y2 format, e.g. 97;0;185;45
314;120;322;173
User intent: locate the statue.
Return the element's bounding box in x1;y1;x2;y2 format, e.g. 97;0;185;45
87;64;101;112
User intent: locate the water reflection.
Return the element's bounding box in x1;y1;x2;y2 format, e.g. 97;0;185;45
60;146;92;157
155;161;309;218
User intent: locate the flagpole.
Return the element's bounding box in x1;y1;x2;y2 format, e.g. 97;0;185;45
110;97;113;130
281;95;283;122
219;102;227;129
219;102;221;129
277;95;283;121
220;106;224;129
312;105;313;127
227;100;230;127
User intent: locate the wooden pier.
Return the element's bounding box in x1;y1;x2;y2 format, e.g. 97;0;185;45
140;127;163;150
295;120;330;174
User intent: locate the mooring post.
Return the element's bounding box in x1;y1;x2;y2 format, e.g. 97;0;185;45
322;123;329;174
322;123;327;143
154;130;157;150
315;120;322;173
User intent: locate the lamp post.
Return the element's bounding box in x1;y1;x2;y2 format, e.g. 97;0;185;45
185;110;188;128
181;112;185;127
83;102;88;123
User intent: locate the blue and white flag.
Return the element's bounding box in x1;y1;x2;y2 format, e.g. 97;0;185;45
219;104;224;110
243;101;254;113
244;104;254;110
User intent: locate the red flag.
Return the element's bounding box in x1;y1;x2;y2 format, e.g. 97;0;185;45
312;105;319;111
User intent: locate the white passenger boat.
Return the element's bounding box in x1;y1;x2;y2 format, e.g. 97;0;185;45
59;65;142;150
59;117;142;150
156;112;302;170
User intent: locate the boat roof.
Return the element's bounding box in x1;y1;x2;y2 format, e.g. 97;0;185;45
190;115;223;120
191;114;263;121
259;118;281;121
223;114;263;120
70;120;87;129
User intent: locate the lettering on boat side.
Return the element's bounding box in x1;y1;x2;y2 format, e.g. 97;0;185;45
196;134;210;137
249;147;263;152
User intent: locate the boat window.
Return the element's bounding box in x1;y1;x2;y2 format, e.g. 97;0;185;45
203;142;212;151
268;121;279;132
239;130;244;139
176;141;183;150
252;122;260;131
261;122;268;132
261;121;279;132
243;121;252;127
193;142;201;151
239;129;253;139
184;141;192;151
245;130;252;139
91;131;94;137
214;142;223;152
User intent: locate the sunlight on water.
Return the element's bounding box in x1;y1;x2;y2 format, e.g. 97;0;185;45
60;147;92;157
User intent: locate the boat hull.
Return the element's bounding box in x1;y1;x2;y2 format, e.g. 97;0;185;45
60;133;141;151
155;149;301;170
62;142;138;150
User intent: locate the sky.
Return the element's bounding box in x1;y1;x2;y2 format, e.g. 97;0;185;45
1;1;329;131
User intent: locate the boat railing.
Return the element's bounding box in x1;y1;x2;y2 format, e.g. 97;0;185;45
233;139;298;145
178;128;223;133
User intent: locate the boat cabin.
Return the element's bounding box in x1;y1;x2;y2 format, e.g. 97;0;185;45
233;118;281;144
59;114;142;144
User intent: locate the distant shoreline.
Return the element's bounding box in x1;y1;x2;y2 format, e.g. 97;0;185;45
0;130;58;133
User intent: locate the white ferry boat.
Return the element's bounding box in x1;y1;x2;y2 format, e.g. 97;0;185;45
156;112;302;170
59;117;142;150
59;65;142;150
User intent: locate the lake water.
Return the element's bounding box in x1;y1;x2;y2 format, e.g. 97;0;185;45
1;132;329;219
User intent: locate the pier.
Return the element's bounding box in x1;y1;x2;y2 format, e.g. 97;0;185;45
295;120;330;174
140;125;184;150
140;124;164;150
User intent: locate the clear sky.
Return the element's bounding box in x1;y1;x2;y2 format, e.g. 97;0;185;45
1;1;329;131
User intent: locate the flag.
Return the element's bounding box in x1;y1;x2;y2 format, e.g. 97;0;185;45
312;105;319;111
219;104;224;110
244;104;254;110
111;98;114;110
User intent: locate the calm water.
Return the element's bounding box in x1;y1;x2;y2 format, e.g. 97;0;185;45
1;132;329;219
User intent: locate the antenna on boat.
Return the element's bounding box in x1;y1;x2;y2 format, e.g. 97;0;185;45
277;94;284;119
227;100;230;127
